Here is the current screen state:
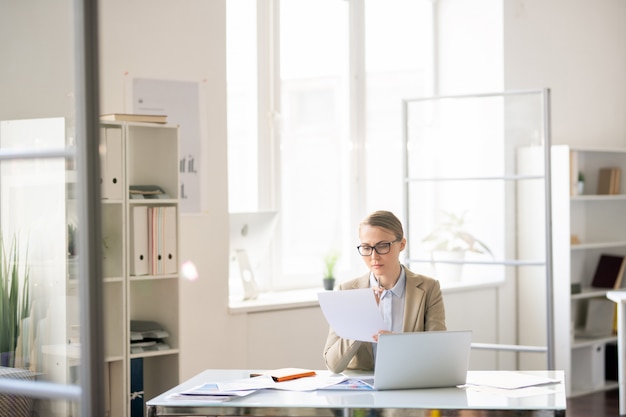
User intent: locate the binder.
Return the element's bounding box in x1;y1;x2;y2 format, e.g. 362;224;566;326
100;127;123;200
148;206;177;275
130;206;149;276
130;358;144;417
163;206;178;274
148;207;161;274
591;254;626;289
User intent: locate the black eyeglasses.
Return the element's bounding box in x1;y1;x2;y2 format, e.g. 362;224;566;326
356;240;400;256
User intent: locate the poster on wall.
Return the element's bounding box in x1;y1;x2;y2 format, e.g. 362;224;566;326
132;78;201;213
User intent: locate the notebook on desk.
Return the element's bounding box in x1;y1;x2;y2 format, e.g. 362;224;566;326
363;330;472;390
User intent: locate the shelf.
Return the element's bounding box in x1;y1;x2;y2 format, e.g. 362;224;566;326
100;120;180;416
102;199;124;205
571;241;626;251
101;120;178;129
129;274;178;281
569;146;626;154
129;198;178;205
571;287;612;300
572;335;617;348
130;349;180;360
571;194;626;202
553;144;626;397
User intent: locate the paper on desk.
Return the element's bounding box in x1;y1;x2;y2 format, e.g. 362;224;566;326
217;374;348;392
464;371;560;390
463;384;558;399
167;393;237;402
317;288;388;342
180;383;258;397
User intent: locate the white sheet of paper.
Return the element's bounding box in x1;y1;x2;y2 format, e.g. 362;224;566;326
215;374;348;392
464;371;561;389
317;288;388;342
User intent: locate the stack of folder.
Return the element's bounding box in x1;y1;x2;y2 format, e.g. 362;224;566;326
130;320;170;353
130;205;177;276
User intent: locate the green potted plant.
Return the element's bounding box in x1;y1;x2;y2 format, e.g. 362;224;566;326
323;252;340;290
421;211;492;282
0;234;30;368
0;235;34;417
577;171;585;195
0;234;35;417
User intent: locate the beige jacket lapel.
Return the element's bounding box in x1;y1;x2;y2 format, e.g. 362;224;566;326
402;270;426;332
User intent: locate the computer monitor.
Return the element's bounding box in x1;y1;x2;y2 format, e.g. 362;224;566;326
229;211;278;300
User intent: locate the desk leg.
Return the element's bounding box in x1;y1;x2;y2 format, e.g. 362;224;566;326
618;302;626;416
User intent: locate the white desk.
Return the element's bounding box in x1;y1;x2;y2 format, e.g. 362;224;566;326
608;290;626;416
146;369;566;417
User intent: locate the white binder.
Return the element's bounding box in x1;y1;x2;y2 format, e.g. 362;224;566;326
100;127;123;200
163;206;178;274
147;206;177;275
130;206;149;276
148;207;161;274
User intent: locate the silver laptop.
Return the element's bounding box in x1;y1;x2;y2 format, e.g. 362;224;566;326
369;330;472;390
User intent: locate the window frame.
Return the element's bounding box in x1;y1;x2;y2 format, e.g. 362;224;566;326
228;0;438;292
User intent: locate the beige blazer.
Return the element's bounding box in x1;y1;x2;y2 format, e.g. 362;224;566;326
322;267;447;374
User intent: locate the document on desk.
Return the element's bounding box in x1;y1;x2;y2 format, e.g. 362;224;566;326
217;374;348;392
317;288;388;342
464;371;561;390
174;382;257;402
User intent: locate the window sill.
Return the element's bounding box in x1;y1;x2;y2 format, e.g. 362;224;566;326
439;276;505;294
228;277;504;314
228;288;322;314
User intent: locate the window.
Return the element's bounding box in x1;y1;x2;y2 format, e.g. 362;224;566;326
227;0;435;292
227;1;503;293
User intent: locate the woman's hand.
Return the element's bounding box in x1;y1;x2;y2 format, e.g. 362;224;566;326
372;330;392;342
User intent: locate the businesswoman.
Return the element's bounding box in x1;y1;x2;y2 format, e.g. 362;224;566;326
323;210;447;374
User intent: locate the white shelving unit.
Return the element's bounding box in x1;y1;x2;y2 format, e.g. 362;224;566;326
100;121;180;416
552;145;626;397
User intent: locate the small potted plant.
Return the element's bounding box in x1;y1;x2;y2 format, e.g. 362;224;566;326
0;234;31;368
577;171;585;195
0;235;36;417
322;251;340;290
421;211;492;281
421;211;492;255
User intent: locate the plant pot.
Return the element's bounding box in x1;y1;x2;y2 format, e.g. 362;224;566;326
0;352;13;368
431;251;465;282
0;366;36;417
323;278;335;291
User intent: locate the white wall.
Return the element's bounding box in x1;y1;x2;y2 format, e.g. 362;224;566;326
0;1;74;120
504;0;626;147
95;0;626;381
438;0;504;94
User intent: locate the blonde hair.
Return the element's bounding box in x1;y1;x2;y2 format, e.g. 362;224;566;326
360;210;404;241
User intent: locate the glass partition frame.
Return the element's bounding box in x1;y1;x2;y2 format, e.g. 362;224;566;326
401;90;554;369
0;0;105;416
